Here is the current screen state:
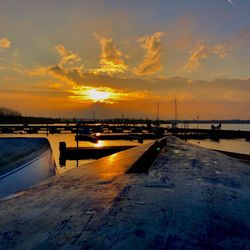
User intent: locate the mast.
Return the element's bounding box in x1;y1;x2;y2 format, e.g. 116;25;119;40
156;101;159;125
156;101;159;121
174;97;178;125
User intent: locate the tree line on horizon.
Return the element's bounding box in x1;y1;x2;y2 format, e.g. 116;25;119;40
0;107;61;124
0;107;22;117
0;107;249;124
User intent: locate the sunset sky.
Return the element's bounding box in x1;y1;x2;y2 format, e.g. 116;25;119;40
0;0;250;119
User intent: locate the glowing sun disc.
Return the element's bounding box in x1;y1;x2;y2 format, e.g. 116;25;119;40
86;89;112;102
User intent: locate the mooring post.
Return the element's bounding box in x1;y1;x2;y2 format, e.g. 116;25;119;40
59;142;66;155
138;138;143;144
76;125;79;150
59;142;66;167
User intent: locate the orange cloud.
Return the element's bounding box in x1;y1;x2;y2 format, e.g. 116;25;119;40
92;35;127;75
0;38;11;49
48;65;83;87
55;44;82;67
27;66;48;76
26;45;84;83
134;32;166;76
183;42;232;71
222;90;250;102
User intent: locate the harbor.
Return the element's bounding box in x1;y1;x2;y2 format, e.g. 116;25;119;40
0;126;250;249
1;123;250;141
1;0;250;249
0;136;249;249
1;122;250;171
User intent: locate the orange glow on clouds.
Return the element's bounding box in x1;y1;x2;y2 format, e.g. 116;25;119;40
71;86;127;104
70;85;151;105
86;88;113;102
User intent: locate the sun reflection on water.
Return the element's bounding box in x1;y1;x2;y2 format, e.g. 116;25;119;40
94;140;105;147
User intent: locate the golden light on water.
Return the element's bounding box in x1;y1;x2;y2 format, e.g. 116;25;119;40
94;140;105;147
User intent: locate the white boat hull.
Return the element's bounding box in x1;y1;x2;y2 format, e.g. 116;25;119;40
0;149;55;199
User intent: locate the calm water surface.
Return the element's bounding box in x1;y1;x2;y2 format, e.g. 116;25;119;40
184;124;250;155
1;123;250;174
188;139;250;155
0;133;142;174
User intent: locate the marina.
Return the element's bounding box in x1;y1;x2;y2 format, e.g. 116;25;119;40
1;124;249;200
0;136;249;249
1;0;250;248
1;123;250;171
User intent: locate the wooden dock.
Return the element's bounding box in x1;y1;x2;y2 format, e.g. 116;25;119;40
59;142;136;162
170;128;250;141
75;133;163;142
0;124;149;134
1;123;250;141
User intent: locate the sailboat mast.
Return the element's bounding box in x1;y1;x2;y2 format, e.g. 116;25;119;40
175;97;178;124
156;101;159;122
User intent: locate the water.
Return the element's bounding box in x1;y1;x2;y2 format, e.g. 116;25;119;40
184;123;250;155
1;123;250;174
188;139;250;155
0;133;142;174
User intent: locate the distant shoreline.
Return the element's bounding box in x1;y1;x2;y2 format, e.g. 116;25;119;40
0;116;250;125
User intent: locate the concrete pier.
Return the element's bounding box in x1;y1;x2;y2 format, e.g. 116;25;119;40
0;137;249;249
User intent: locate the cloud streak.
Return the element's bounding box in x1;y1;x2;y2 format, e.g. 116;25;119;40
183;42;232;71
134;32;166;76
227;0;235;6
55;44;82;67
92;35;127;75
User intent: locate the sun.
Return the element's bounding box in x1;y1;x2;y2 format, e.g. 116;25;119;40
71;86;127;104
86;88;112;102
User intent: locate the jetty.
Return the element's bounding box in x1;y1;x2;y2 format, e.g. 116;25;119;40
59;142;136;160
169;127;250;141
0;136;249;249
75;133;162;142
0;124;150;134
1;123;250;141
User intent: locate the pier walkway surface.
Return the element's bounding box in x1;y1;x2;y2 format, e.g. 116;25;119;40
0;137;250;249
